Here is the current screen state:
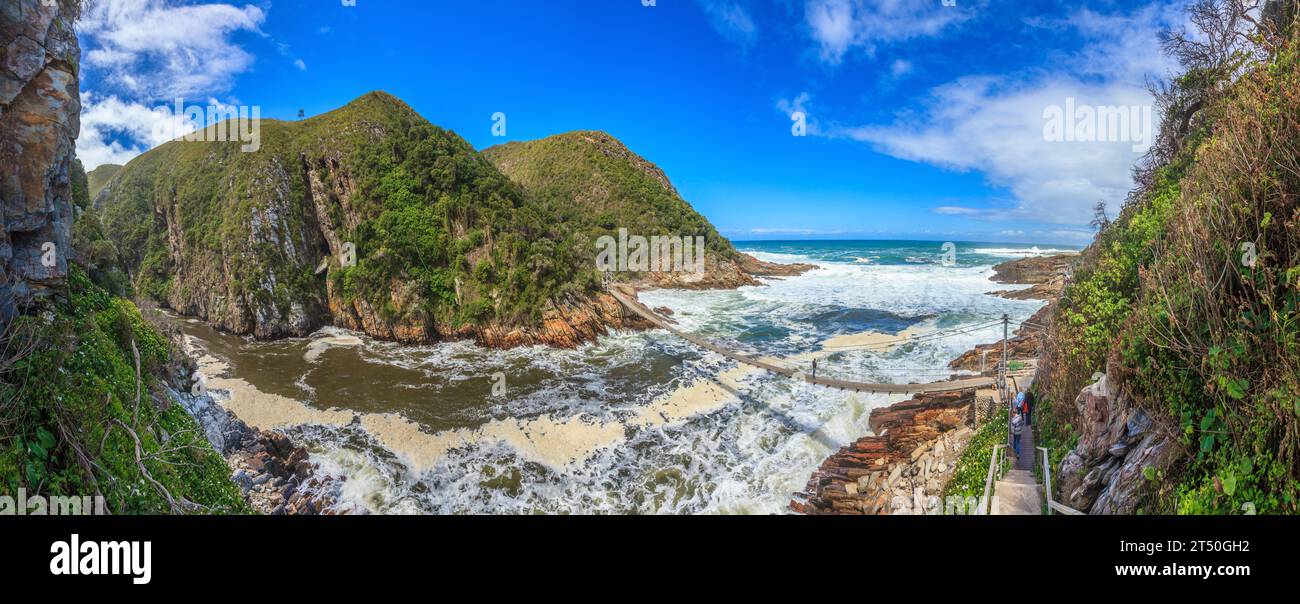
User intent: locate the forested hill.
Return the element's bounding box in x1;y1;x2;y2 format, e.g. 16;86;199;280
92;93;802;348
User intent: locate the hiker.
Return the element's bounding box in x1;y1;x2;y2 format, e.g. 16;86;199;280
1011;411;1024;457
812;359;817;380
1021;390;1033;425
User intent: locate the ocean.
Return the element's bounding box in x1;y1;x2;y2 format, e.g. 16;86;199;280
165;240;1076;514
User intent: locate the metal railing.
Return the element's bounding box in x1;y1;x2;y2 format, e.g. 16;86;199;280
979;444;1008;515
1036;446;1085;515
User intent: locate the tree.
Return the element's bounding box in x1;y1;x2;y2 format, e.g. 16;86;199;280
1090;200;1110;232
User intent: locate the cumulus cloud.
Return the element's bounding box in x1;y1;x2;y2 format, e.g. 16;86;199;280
76;93;164;169
80;0;266;99
804;0;975;65
696;0;759;47
810;4;1183;225
76;93;241;170
76;0;266;169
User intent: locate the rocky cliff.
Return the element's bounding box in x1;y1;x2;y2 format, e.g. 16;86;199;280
95;92;661;348
790;390;978;515
1055;374;1184;514
0;0;80;319
96;99;805;349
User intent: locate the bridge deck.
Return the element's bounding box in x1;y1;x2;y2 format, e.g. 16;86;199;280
609;286;995;395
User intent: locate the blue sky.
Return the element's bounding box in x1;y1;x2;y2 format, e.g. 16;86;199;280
75;0;1191;245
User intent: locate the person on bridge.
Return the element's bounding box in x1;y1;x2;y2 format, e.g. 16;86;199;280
1011;411;1024;457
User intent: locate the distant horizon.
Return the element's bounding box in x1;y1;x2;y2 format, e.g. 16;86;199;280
730;237;1088;249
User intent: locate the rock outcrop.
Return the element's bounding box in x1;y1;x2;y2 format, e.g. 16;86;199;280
1055;374;1184;514
169;384;339;515
987;253;1074;300
948;254;1072;373
790;390;976;515
0;0;80;319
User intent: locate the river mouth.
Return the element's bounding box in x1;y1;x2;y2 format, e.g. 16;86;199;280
157;242;1051;514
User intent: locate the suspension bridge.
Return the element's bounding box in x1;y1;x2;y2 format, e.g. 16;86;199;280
608;285;1003;395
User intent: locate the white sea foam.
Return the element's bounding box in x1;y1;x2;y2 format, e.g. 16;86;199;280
178;244;1048;514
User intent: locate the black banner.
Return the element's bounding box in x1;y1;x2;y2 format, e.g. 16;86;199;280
0;515;1289;592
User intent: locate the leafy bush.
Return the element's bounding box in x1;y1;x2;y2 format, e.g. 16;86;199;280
0;269;250;514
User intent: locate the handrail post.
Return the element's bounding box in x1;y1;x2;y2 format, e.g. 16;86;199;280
1037;446;1053;515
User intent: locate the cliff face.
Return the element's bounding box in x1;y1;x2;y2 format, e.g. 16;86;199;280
95;93;660;348
1055;375;1184;515
0;0;80;317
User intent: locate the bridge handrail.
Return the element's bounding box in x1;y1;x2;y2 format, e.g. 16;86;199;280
1036;446;1085;516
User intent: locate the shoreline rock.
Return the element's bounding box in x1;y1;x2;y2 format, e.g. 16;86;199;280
790;389;977;515
166;377;340;515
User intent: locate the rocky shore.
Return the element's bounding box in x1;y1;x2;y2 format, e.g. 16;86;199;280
791;252;1076;515
790;390;978;515
171;383;340;515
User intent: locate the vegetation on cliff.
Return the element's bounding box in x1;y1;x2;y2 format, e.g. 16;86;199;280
1035;0;1300;513
97;92;595;339
71;159;131;297
0;268;250;513
942;406;1008;501
86;163;122;199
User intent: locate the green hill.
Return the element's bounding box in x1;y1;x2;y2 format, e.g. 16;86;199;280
86;163;121;199
96;91;597;344
485;131;805;288
484;131;738;260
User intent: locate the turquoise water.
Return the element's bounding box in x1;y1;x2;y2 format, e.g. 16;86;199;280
737;239;1078;267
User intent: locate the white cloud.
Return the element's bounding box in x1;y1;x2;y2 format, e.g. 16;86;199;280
294;59;307;71
79;0;266;98
75;93;239;170
804;0;975;65
933;206;981;216
816;4;1182;226
76;1;266;168
889;59;913;78
776;92;822;135
696;0;759;47
75;93;158;170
